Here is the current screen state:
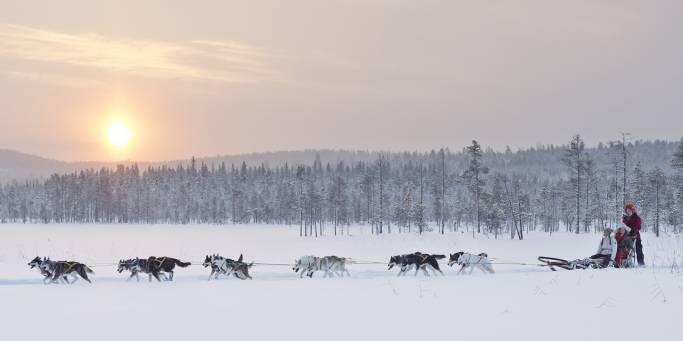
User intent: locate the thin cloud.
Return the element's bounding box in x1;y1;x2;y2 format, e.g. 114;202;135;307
0;23;283;83
1;70;105;88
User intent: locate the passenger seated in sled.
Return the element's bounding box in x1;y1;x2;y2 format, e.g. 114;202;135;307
614;226;635;268
589;228;616;268
538;228;617;270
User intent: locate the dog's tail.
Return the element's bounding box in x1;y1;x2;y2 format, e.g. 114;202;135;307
175;260;191;268
432;254;446;260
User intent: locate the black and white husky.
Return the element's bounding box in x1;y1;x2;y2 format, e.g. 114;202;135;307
117;258;168;282
448;252;495;274
203;254;234;280
203;254;253;280
293;255;350;278
387;252;445;276
39;258;94;284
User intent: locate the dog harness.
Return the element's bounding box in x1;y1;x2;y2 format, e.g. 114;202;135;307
57;261;78;273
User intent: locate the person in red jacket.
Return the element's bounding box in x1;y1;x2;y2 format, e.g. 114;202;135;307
622;203;644;266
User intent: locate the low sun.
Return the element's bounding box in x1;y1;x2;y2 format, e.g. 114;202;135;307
108;122;132;148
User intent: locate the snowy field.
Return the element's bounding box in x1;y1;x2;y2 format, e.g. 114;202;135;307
1;224;682;341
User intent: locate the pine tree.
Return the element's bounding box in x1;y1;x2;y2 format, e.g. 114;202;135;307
463;140;488;233
563;135;584;234
649;168;665;237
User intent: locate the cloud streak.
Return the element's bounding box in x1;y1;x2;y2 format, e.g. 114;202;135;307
0;23;283;83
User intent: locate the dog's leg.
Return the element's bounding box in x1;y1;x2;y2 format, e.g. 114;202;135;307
458;264;467;275
50;272;62;284
485;263;495;274
469;265;475;275
422;266;430;277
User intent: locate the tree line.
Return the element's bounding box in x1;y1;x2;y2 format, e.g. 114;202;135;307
1;137;681;238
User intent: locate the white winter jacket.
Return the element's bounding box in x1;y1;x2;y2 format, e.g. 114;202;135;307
596;235;617;260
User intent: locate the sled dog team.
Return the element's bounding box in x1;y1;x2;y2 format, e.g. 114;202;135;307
28;250;496;284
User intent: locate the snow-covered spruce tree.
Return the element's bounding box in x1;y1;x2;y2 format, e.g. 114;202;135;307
583;158;596;232
462;140;488;233
563;135;585;234
649;167;665;237
631;162;648;224
669;139;683;232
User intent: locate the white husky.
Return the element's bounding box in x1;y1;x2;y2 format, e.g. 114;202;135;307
448;252;495;274
293;255;350;278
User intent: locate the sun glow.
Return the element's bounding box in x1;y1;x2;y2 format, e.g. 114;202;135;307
108;122;132;148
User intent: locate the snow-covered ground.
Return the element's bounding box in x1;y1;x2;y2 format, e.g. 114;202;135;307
1;224;681;341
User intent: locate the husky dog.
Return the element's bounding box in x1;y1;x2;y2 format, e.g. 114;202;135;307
28;256;69;283
40;259;94;284
144;256;191;281
225;254;254;280
202;254;236;280
118;258;168;282
318;256;351;277
448;252;495;274
28;256;55;283
387;252;445;276
293;255;317;278
293;255;351;278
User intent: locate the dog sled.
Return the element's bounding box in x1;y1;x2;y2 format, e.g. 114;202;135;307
538;250;637;271
537;256;604;271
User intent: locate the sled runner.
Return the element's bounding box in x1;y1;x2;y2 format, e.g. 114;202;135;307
537;256;602;271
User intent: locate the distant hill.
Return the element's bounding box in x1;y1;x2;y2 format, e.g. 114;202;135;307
0;149;69;183
0;149;380;183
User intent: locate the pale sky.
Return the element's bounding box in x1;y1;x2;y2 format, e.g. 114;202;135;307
0;0;681;161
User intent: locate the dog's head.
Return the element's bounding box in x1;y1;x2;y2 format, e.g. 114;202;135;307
117;259;130;273
293;258;302;272
28;256;42;268
203;255;212;267
448;252;464;267
38;258;53;271
388;255;401;270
